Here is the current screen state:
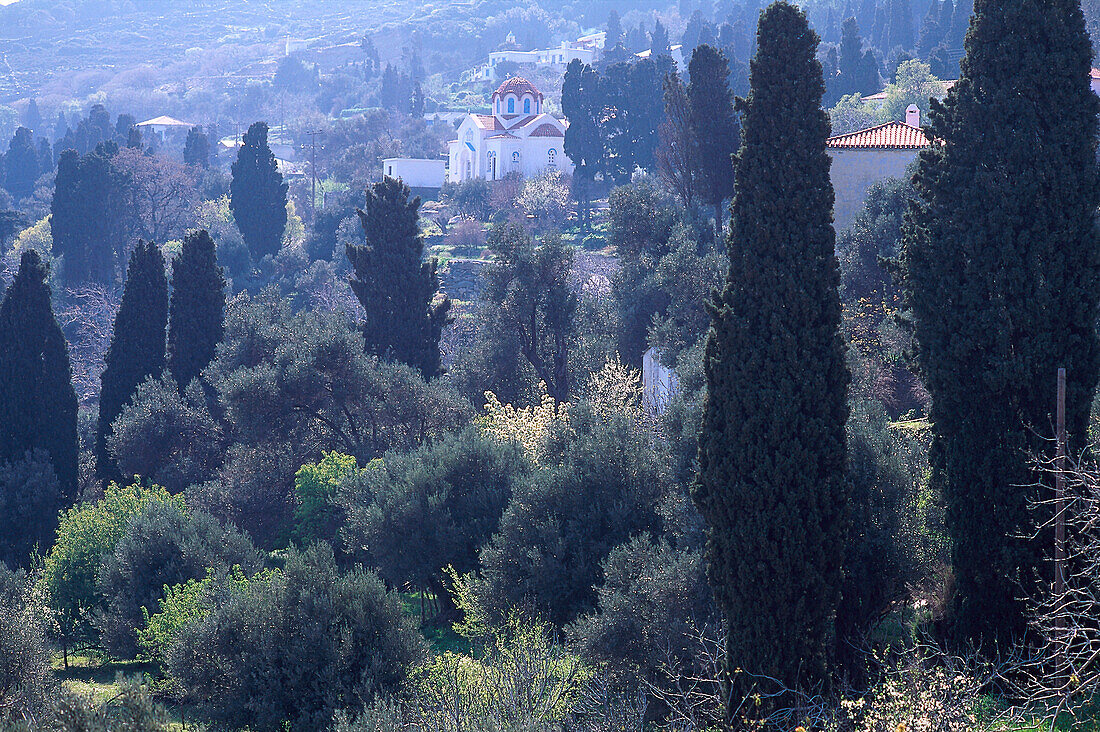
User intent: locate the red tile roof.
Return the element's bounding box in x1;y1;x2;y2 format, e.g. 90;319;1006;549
827;121;930;150
494;76;543;100
529;123;564;137
505;115;538;129
1092;68;1100;80
473;115;504;130
487;132;519;139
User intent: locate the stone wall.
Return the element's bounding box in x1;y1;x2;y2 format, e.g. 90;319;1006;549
439;258;489;302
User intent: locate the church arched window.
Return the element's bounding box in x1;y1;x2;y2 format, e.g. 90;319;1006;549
507;97;515;113
523;98;531;114
548;148;556;166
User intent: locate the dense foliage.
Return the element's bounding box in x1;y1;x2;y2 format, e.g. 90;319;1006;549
694;1;849;712
900;0;1100;646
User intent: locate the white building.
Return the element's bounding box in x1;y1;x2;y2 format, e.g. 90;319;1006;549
382;157;447;188
484;43;598;80
447;77;574;183
642;347;679;416
826;105;928;229
635;43;686;69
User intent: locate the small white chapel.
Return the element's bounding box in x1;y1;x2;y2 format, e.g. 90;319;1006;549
446;77;575;183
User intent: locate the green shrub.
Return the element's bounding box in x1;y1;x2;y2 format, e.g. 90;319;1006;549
291;451;358;547
97;499;262;658
0;564;54;726
41;482;181;656
164;544;425;732
0;450;61;568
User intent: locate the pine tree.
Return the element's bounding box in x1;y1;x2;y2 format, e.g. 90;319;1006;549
0;251;79;502
168;229;225;391
606;10;624;48
900;0;1100;646
651;19;671;54
4;127;38;201
183;127;211;169
687;44;739;229
886;0;915;50
693;1;849;716
96;240;168;488
50;143;132;286
230;121;287;263
346;177;450;378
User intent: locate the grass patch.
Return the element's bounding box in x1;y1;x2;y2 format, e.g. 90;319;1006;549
399;590;472;656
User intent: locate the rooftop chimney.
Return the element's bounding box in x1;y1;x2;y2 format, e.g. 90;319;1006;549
906;104;921;128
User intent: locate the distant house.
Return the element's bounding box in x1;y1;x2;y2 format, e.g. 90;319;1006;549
382;158;446;189
481;31;602;79
635;44;685;69
447;77;574;182
134;115;196;136
827;105;929;229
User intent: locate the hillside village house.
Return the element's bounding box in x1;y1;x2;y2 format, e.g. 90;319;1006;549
481;31;605;80
446;77;574;183
827;104;928;229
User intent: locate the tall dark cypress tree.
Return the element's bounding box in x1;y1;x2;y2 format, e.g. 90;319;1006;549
4;127;39;201
168;229;226;391
562;60;604;228
183;127;211;169
346;177;450;378
900;0;1100;646
687;44;739;229
0;251;79;502
693;1;849;716
96;240;168;487
230;121;287;263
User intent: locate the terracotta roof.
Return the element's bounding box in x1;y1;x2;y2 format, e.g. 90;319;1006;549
827;121;930;150
135;115;195;128
493;76;543;100
529;123;563;137
1092;68;1100;80
505;115;538;129
487;132;519;139
473;114;504;130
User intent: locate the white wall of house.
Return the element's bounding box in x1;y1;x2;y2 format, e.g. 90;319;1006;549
828;148;918;230
382;158;446;188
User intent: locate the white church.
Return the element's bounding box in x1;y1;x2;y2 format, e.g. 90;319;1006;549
446;77;575;182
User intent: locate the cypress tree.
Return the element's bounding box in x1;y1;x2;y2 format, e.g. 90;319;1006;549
562;60;604;228
900;0;1100;646
4;127;39;201
183;127;211;169
687;44;739;229
651;19;671;54
346;177;450;378
886;0;915;50
96;241;169;487
168;229;226;391
229;121;287;263
693;1;849;716
0;251;79;502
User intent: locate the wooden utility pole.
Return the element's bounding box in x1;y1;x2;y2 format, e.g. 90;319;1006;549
1055;367;1067;599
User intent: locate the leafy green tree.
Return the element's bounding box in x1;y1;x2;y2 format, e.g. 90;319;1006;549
899;0;1100;646
0;451;61;569
292;451;359;547
167;229;225;391
561;60;603;228
568;536;716;690
693;2;849;714
482;223;577;403
182;126;211;169
230;121;287;262
341;427;528;606
346;177;450;377
97;499;261;659
96;240;168;488
3;127;38;201
164;544;425;732
42;482;180;664
0;251;78;501
0;564;55;725
687;45;739;228
109;375;223;494
471;405;667;626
